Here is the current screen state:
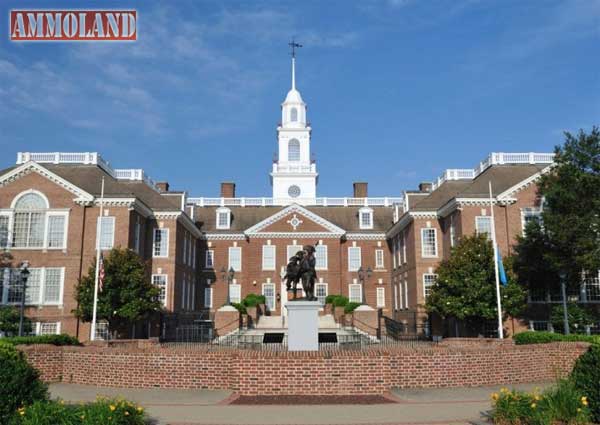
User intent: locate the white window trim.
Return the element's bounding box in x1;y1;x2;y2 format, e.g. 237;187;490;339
0;267;64;306
315;282;328;305
229;283;242;304
96;216;116;250
348;247;362;272
153;228;169;258
315;244;328;270
422;273;438;299
375;249;384;269
262;245;276;271
420;228;438;258
475;216;492;238
35;321;61;336
45;211;69;250
205;250;214;269
349;283;362;303
152;274;168;308
376;287;385;308
521;207;543;234
1;208;69;251
204;287;213;308
229;246;242;271
358;207;374;230
262;282;276;311
216;207;231;230
402;233;407;264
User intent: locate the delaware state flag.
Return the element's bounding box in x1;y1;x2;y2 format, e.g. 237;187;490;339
497;249;508;286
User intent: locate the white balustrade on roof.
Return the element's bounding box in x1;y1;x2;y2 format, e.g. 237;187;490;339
187;197;404;207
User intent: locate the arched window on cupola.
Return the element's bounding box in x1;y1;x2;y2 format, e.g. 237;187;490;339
290;107;298;122
288;139;300;162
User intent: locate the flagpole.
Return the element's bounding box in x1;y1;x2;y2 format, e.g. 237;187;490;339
489;181;504;339
91;176;105;341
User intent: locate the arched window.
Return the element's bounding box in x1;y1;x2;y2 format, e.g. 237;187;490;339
290;107;298;122
12;192;48;248
288;139;300;162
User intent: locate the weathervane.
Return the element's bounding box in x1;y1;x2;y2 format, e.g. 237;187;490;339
289;38;302;58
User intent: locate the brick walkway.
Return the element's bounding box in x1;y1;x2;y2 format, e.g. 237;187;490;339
49;382;552;425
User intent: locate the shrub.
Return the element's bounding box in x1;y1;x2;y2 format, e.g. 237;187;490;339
571;344;600;423
230;302;247;315
327;295;349;307
344;302;361;314
0;306;32;336
3;334;81;346
550;303;598;334
11;397;147;425
241;294;266;307
513;331;600;345
490;382;590;425
0;342;47;423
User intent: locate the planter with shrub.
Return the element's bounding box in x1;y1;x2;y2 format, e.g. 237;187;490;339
513;331;600;345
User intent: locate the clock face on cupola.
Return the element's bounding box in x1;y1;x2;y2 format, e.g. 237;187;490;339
270;43;318;205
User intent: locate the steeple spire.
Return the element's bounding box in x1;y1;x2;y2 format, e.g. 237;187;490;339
288;39;302;90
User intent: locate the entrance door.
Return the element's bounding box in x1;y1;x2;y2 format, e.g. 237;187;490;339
262;283;276;314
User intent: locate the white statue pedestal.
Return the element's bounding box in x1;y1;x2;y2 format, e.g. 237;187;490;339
285;300;321;351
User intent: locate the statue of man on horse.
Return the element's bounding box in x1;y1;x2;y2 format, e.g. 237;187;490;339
283;244;318;301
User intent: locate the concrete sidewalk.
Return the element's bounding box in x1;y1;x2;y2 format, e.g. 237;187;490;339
49;382;552;425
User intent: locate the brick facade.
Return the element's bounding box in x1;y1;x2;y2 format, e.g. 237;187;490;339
20;341;589;395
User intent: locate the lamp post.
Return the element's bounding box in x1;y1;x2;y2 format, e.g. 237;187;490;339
221;266;235;305
357;266;372;305
18;261;30;337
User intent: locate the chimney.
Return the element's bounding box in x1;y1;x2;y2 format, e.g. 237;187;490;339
418;182;433;193
220;182;236;198
156;181;170;192
353;182;368;198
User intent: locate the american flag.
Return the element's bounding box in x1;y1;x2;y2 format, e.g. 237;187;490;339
98;253;105;292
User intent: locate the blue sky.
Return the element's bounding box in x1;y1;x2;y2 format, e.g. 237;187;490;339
0;0;598;197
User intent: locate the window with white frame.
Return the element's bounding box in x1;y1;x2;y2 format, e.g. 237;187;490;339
421;228;437;258
290;107;298;122
423;274;437;299
315;283;328;305
583;271;600;302
348;247;361;271
36;321;60;336
288;139;300;161
475;216;492;239
529;321;552;332
449;214;456;248
521;208;542;232
403;279;409;309
133;217;141;253
183;233;188;265
229;247;242;271
262;283;276;311
392;240;397;269
0;267;64;306
216;207;231;229
4;192;69;250
230;283;241;304
152;274;167;307
94;321;109;340
205;250;214;268
402;233;407;263
359;207;373;229
377;287;385;308
191;242;196;269
394;284;398;310
349;283;362;303
375;249;384;269
262;245;276;270
315;244;328;270
287;244;302;260
153;228;168;257
97;216;115;250
204;287;213;308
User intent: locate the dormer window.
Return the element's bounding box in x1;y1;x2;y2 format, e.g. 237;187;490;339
359;207;373;229
216;207;231;230
290;107;298;122
288;139;300;161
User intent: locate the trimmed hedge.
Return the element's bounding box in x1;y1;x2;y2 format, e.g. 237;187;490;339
513;331;600;345
2;334;81;346
230;302;247;315
241;294;266;308
344;302;362;314
0;342;48;423
326;295;349;307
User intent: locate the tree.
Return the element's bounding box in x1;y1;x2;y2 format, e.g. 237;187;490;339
425;234;526;333
550;303;597;334
535;127;600;288
0;306;31;336
74;248;161;336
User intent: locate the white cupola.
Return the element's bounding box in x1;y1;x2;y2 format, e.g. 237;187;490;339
270;48;318;205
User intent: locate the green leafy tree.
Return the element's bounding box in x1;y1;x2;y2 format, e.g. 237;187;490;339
0;306;32;336
74;248;161;335
426;234;526;332
550;303;597;334
538;127;600;286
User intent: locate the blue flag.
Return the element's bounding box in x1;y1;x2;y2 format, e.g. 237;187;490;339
497;249;508;286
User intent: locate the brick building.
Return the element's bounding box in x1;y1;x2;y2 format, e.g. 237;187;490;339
1;55;579;341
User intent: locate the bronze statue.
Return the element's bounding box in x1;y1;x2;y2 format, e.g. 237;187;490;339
284;244;317;301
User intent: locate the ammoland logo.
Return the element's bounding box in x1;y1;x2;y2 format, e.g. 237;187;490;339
10;10;137;41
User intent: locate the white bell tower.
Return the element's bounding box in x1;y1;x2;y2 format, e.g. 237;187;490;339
271;42;318;205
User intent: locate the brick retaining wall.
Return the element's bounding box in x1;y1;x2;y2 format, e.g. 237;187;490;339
19;342;589;395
